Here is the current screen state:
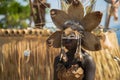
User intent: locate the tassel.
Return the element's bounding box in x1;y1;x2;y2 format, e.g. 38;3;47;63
74;34;83;61
59;47;68;62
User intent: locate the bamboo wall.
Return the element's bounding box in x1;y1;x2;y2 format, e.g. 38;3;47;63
0;29;120;80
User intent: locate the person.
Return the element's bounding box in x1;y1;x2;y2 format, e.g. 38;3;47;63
47;0;102;79
53;32;96;80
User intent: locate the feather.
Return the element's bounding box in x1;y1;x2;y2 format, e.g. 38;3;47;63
67;0;84;21
81;11;103;32
50;9;70;29
82;32;101;51
46;31;62;48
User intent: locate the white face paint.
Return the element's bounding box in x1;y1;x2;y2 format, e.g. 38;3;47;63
64;20;84;31
62;33;79;39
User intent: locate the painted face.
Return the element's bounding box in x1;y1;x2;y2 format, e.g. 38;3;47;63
62;30;78;50
62;39;78;50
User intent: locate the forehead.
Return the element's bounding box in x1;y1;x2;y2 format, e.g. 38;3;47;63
62;27;80;40
63;27;79;36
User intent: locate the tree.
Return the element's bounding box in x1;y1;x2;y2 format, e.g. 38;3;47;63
0;0;30;29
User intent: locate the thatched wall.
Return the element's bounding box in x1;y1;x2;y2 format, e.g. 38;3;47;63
0;29;57;80
88;31;120;80
0;29;120;80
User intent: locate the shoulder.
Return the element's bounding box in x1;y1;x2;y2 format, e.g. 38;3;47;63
83;52;93;61
83;52;95;67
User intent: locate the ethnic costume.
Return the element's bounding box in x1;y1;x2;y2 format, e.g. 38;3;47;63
46;0;103;80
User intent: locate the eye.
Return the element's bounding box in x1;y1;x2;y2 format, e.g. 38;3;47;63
70;35;75;37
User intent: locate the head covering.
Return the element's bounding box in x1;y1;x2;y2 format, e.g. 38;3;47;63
47;0;103;51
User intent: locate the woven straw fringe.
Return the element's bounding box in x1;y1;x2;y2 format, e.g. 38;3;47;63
0;30;119;80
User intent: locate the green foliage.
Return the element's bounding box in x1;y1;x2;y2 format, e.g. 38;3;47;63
0;0;30;29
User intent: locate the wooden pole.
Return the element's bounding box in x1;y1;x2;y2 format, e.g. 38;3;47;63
29;0;36;23
105;4;111;29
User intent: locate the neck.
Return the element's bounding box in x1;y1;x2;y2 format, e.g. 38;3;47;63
67;48;85;55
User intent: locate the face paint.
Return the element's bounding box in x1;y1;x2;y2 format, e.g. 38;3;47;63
62;31;80;50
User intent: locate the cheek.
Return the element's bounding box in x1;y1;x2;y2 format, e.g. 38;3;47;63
71;40;77;45
64;40;77;49
63;43;71;48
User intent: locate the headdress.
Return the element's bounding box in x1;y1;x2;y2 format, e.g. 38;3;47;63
47;0;103;51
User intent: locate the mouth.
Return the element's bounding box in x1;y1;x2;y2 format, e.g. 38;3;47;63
64;43;72;50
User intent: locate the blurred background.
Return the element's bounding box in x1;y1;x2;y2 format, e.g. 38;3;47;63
0;1;120;80
0;0;120;43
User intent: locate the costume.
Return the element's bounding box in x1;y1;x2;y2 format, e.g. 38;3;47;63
46;0;103;80
54;50;96;80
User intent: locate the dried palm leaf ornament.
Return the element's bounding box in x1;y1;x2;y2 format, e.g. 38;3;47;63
47;0;103;62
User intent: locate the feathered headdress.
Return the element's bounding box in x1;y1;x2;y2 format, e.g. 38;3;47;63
47;0;103;51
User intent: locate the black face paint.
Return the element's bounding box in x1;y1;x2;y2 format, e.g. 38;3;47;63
62;39;73;44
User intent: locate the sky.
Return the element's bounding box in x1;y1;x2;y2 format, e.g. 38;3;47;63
0;0;120;29
95;0;120;27
45;0;120;29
